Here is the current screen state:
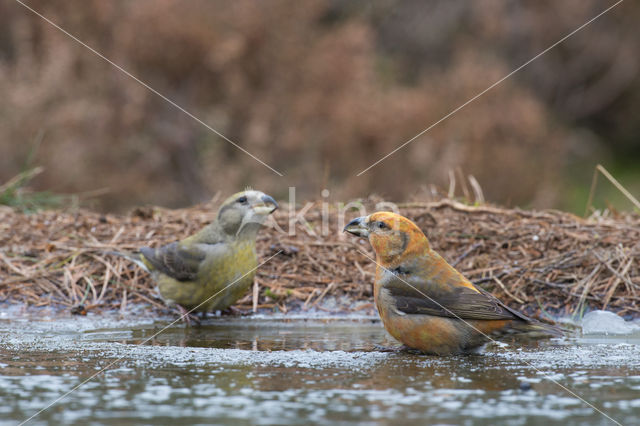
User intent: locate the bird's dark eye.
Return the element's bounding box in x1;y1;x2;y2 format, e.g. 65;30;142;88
237;196;248;204
377;221;388;229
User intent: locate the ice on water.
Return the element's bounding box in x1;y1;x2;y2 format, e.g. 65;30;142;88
582;310;640;335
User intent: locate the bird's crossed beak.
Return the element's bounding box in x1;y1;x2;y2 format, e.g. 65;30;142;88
343;216;369;237
252;194;279;216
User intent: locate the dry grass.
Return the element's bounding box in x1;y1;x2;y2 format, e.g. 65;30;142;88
1;197;639;318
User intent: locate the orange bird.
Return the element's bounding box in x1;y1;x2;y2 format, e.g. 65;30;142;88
344;212;562;355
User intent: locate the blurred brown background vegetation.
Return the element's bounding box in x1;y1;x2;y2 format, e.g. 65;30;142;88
1;0;639;213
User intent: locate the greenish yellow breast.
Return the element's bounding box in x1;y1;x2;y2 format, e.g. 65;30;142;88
157;240;257;312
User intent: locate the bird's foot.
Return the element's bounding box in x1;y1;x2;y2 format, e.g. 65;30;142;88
373;344;406;353
225;306;252;316
175;305;201;326
232;306;253;316
373;344;423;354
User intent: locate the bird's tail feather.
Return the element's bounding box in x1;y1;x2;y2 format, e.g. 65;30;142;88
511;321;565;338
105;250;150;273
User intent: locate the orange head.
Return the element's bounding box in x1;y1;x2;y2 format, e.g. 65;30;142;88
343;212;430;267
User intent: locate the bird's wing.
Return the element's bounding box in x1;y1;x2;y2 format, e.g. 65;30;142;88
386;274;530;321
140;242;209;282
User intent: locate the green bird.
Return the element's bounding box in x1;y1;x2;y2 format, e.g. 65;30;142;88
118;190;278;315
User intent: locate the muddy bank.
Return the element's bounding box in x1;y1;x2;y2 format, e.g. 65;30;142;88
0;197;639;318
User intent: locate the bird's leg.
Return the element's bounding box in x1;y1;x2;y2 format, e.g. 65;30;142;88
372;344;424;354
227;306;247;316
373;344;408;353
175;305;201;326
402;347;428;355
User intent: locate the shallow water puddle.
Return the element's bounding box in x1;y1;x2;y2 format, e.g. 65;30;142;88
1;315;639;425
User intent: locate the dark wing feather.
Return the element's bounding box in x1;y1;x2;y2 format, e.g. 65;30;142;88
388;281;530;322
140;242;206;281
